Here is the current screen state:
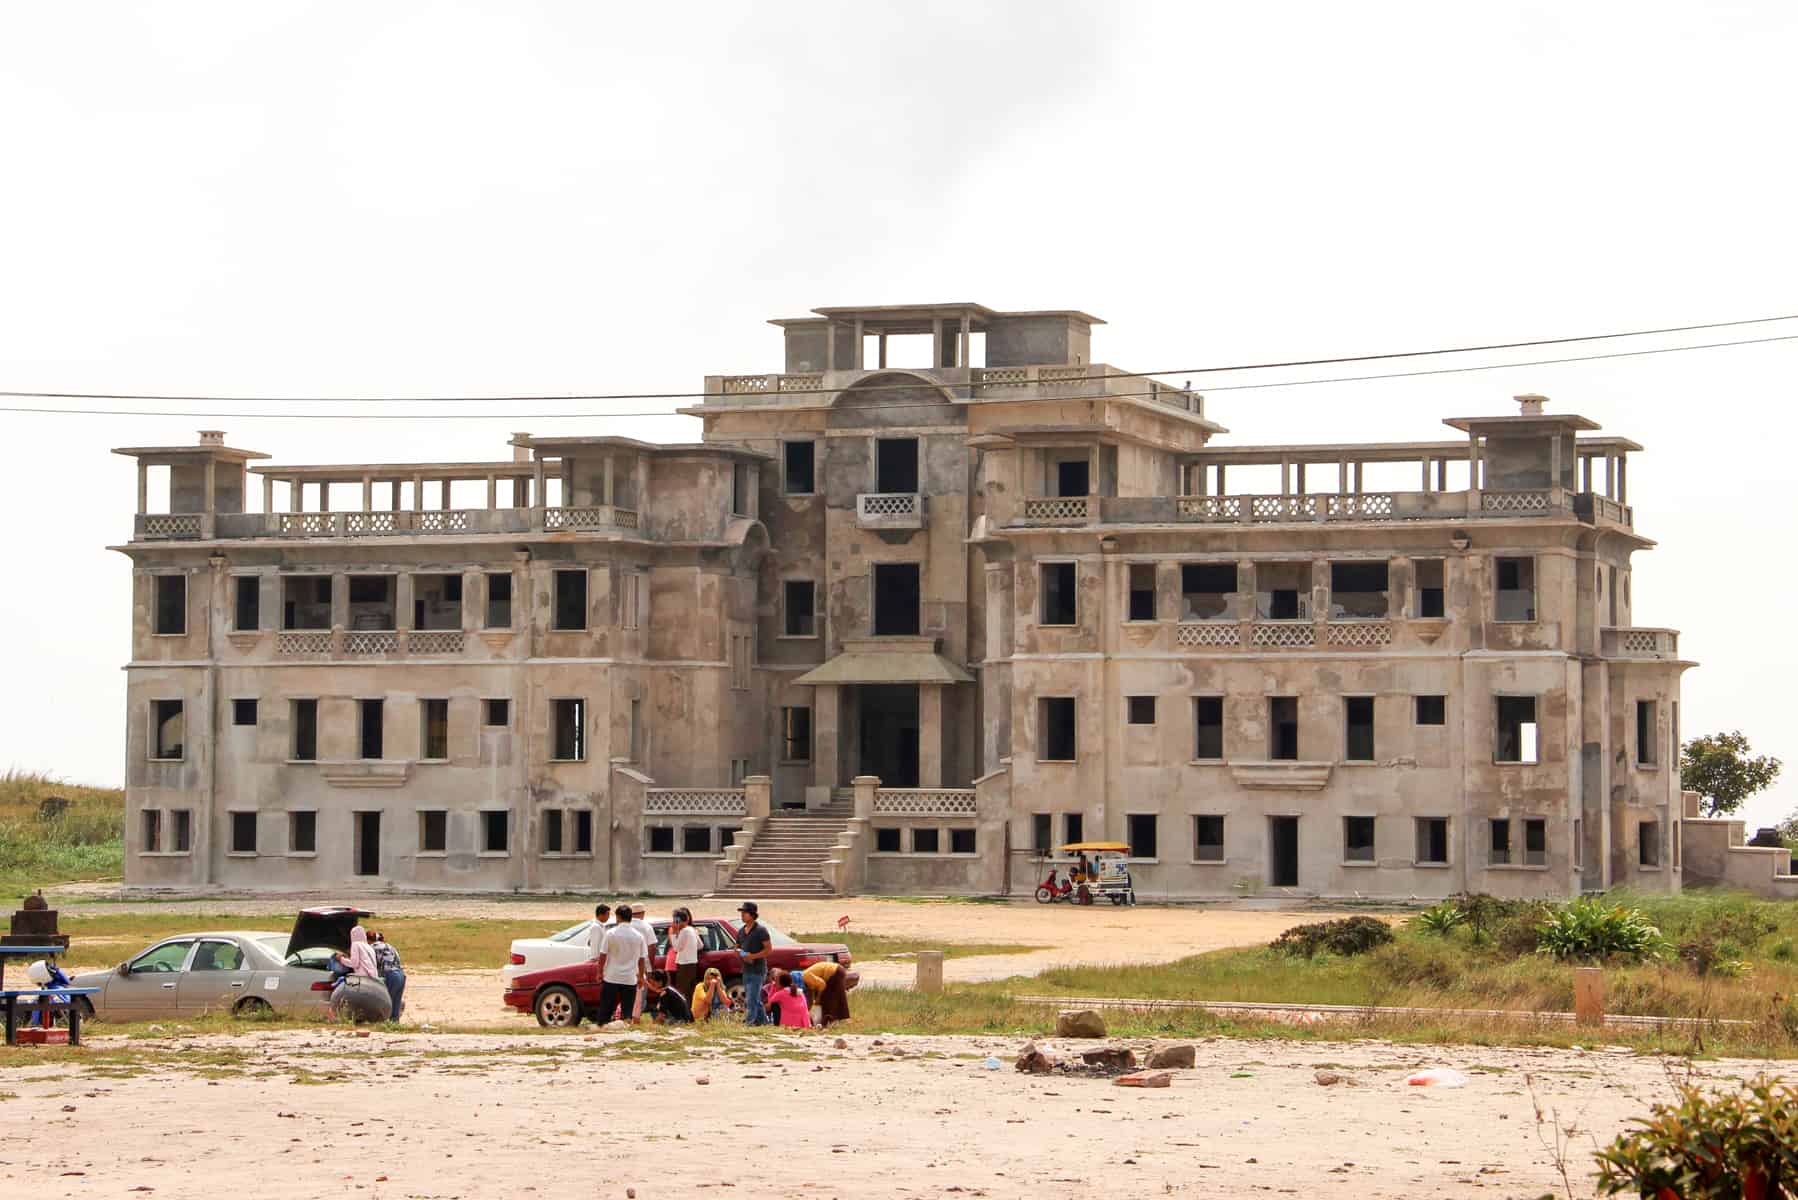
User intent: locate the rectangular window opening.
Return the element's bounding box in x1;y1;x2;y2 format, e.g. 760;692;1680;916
153;574;186;636
1415;817;1448;865
1193;697;1224;759
552;698;586;761
420;698;449;760
1054;456;1089;498
151;699;185;760
876;437;919;494
1126;695;1156;725
289;810;317;854
1495;696;1539;764
647;825;674;854
874;827;901;853
233;575;259;632
682;825;713;854
783;580;817;637
347;574;396;631
357;698;384;760
1329;561;1389;619
1344;815;1376;862
1194;814;1225;862
1127;563;1157;622
141;808;161;853
1638;821;1661;868
419;810;448;854
291;699;318;761
1524;817;1547;866
553;569;588;631
413;573;463;631
1127;813;1158;859
1489;818;1512;866
1062;812;1084;845
1269;696;1299;761
1495;556;1537;622
782;706;812;762
1182;563;1237;621
282;575;333;630
1344;696;1376;761
783;440;816;495
1415;559;1445;619
1039;697;1077;762
912;827;940;854
1031;813;1052;855
484;572;513;629
543;809;565;854
574;810;593;854
1256;561;1310;620
872;563;921;636
171;809;192;854
731;461;752;516
1040;562;1078;627
232;698;257;727
1415;695;1446;726
483;698;510;727
481;810;509;854
950;827;977;855
1636;700;1657;766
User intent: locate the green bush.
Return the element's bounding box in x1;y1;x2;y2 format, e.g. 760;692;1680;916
1270;916;1394;959
1536;897;1665;963
1454;892;1545;944
1494;902;1554;958
1412;901;1466;937
1594;1076;1798;1197
1368;939;1460;989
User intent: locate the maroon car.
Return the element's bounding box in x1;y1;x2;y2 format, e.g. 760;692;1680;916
504;918;856;1026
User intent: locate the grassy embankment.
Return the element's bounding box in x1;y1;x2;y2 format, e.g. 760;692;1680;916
0;770;123;894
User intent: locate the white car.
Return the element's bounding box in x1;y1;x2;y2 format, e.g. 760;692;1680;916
502;919;596;985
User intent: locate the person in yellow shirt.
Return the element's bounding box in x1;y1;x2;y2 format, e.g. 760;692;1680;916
691;966;730;1022
801;959;851;1026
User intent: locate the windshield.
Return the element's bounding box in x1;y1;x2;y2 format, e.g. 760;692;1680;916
546;921;594;944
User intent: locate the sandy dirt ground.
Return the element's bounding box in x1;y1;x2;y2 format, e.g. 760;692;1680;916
4;1027;1792;1199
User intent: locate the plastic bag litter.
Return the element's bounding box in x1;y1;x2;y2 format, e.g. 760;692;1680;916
983;1057;1002;1070
1405;1068;1469;1088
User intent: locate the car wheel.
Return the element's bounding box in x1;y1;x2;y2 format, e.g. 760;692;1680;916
76;996;97;1021
533;984;582;1028
723;978;748;1022
234;996;274;1018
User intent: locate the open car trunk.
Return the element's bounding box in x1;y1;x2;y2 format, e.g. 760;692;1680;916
285;906;373;963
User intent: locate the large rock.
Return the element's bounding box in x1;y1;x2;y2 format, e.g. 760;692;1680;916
1078;1046;1138;1071
1055;1009;1108;1038
1147;1044;1196;1070
1114;1070;1172;1089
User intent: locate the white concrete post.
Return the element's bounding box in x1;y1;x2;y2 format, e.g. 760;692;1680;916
136;462;149;513
852;775;879;820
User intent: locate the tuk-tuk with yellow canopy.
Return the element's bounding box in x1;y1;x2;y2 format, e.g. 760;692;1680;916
1035;842;1136;906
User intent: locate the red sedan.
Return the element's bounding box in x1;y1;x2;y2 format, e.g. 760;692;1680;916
504;918;856;1026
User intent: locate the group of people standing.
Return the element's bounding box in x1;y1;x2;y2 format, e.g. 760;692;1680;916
330;926;407;1023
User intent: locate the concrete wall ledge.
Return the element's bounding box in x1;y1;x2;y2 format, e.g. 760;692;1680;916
1229;761;1333;791
317;761;412;788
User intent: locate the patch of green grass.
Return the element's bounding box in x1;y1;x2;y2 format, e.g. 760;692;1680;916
0;769;123;893
792;931;1042;961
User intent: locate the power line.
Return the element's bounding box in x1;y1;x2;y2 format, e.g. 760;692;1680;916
0;312;1793;407
0;330;1793;421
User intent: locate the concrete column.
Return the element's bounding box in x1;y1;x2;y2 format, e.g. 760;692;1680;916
814;684;841;792
1437;459;1448;490
412;475;424;513
852;775;879;819
853;319;864;368
1581;455;1592;493
532;458;546;528
1295;462;1306;494
439;479;452;510
1338;457;1349;493
361;475;373;513
136;462;149;512
1467;433;1482;501
878;334;887;369
1215;463;1226;495
291;480;303;513
261;474;273;514
744;775;772;820
1549;434;1563;502
1390;557;1408;619
1420;456;1431;492
486;475;497;510
462;568;481;631
1310;560;1330;627
1353;462;1364;494
1279;457;1291;496
919;685;943;787
390;481;401;511
1616;455;1628;504
602;455;614;507
395;573;414;631
203;458;216;513
931;317;943;368
634;456;648;516
317;479;329;513
330;572;349;630
959;312;970;368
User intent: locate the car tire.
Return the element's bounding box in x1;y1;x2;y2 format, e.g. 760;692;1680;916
234;996;273;1018
723;978;748;1022
534;984;582;1028
76;996;97;1022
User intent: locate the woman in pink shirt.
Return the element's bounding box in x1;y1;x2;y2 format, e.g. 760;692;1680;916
764;970;813;1028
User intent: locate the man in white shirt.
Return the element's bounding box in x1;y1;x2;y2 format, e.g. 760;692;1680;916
583;903;612;963
669;906;703;1000
629;908;656;1019
592;903;647;1025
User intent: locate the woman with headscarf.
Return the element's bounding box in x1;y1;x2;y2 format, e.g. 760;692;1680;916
331;926;392;1023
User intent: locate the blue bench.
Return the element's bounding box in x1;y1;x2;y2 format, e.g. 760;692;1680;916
1;987;98;1045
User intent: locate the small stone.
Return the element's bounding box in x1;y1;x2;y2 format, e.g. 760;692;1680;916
1015;1044;1057;1074
695;1077;710;1086
1055;1009;1107;1039
1113;1071;1172;1089
627;1190;637;1198
833;1037;848;1049
1079;1046;1137;1071
1147;1044;1196;1070
1314;1070;1344;1087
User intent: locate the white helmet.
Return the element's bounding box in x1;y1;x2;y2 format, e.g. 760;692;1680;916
25;960;52;985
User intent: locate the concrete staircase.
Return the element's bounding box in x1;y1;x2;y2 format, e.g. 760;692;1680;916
724;798;853;898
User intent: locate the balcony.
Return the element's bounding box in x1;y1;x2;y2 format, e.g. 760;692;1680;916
856;492;924;530
1601;627;1679;660
702;363;1204;417
274;629;467;658
1018;496;1092;525
135;505;640;542
1061;489;1636;530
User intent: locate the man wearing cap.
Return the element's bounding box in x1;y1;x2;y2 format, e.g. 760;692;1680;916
735;901;773;1027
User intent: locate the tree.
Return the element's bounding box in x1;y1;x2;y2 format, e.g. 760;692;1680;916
1679;730;1782;817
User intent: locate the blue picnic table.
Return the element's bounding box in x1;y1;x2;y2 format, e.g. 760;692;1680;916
0;944;98;1046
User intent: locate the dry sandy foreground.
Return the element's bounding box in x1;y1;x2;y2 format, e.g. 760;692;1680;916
4;1028;1794;1200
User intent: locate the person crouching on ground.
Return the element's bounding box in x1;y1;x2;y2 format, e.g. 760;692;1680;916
668;906;702;1001
643;969;693;1024
802;958;851;1026
592;903;647;1025
691;967;730;1022
765;970;813;1028
371;931;406;1021
735;901;772;1026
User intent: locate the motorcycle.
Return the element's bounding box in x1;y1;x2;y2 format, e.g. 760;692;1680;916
1034;867;1075;904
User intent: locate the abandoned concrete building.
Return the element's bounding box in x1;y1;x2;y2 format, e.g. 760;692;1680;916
115;302;1703;898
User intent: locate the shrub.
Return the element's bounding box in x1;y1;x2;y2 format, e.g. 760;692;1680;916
1594;1076;1798;1197
1678;935;1752;979
1368;940;1460;990
1454;892;1543;944
1270;916;1393;959
1413;901;1466;937
1494;902;1554;958
1536;898;1665;963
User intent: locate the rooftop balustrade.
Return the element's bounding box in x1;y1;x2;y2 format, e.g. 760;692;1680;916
702;363;1203;416
1600;627;1679;660
134;504;641;542
1009;489;1631;529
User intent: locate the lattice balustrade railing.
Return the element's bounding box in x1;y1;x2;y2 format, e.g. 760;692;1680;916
1481;490;1551;513
416;510;473;533
972;367;1028;390
1326;493;1396;519
777;373;823;392
276;631;332;655
643;789;748;816
1251;622;1316;648
139;514;203;539
1175;622;1242;648
1037;366;1090;389
344;631;399;655
859;493;918;517
278;513;339;536
1326;620;1393;648
544;506;617;531
612;507;639;529
1592;496;1633;527
1250;495;1320;521
343;512;398;535
873;789;977;816
720;374;774;394
408;631;464;655
1176;495;1245;521
1021;496;1090;523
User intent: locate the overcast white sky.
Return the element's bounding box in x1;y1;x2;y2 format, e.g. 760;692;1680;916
1;3;1792;830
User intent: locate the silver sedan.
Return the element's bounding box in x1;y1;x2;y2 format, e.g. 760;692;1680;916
69;931;336;1021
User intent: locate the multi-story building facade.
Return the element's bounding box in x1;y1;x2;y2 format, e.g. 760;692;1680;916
116;302;1689;898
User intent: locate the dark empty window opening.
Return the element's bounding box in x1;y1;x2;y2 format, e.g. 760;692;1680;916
232;698;257;727
1127;813;1158;859
1040;697;1077;762
1269;696;1299;760
730;462;752;516
1638;820;1661;867
1055;457;1090;498
553;570;588;631
141;808;161;853
1636;700;1657;765
1489;819;1512;865
233;576;260;632
782;706;812;762
1344;815;1376;862
413;573;463;631
291;699;318;761
420;698;449;760
1182;563;1237;620
1495;696;1539;764
1126;695;1156;725
357;698;384;760
481;811;509;854
574;810;593;854
1063;812;1084;845
171;809;192;854
783;440;816;495
347;575;396;630
552;698;586;761
485;572;512;629
483;698;510;727
1330;561;1389;619
950;827;977;855
1194;815;1225;861
153;574;186;635
1040;562;1078;626
151;699;184;760
419;810;447;853
647;825;674;853
784;580;817;637
876;438;919;494
1256;562;1309;620
230;811;256;855
874;827;901;853
1032;813;1052;855
1415;817;1448;865
1193;697;1224;759
543;810;565;854
283;575;332;630
1127;564;1157;621
1415;559;1445;619
912;827;940;854
1415;695;1447;726
1524;817;1547;866
289;810;316;854
872;563;921;636
1495;557;1537;622
682;825;712;854
1344;696;1376;761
